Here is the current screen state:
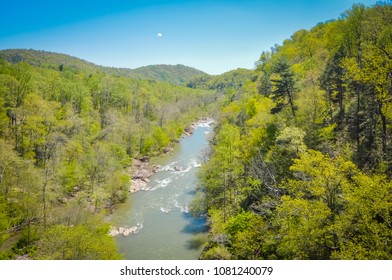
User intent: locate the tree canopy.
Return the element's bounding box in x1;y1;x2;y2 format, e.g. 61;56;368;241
198;2;392;260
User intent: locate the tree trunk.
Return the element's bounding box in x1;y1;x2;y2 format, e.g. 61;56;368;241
379;102;387;158
356;85;361;157
338;89;344;125
287;88;296;118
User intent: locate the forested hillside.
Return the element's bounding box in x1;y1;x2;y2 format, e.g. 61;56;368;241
197;3;392;260
0;49;206;85
0;53;216;259
186;68;253;92
128;64;206;85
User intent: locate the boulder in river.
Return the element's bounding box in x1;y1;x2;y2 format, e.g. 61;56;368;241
152;164;162;173
130;159;162;193
174;166;184;172
130;179;148;193
109;225;142;237
162;147;174;154
133;169;153;181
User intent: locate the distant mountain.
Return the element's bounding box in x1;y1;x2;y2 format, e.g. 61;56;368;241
0;49;99;72
186;68;254;91
132;64;207;85
0;49;207;85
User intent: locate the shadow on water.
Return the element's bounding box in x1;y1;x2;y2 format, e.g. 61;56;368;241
185;234;208;250
186;190;196;196
182;212;209;251
181;212;208;234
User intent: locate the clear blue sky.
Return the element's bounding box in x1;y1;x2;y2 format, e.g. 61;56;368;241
0;0;377;74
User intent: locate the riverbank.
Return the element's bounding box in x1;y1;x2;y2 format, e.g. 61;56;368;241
129;158;161;193
109;117;213;259
128;117;213;194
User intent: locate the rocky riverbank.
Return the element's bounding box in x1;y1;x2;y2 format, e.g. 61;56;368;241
130;158;161;193
109;117;213;250
129;117;213;193
109;224;143;237
182;117;212;137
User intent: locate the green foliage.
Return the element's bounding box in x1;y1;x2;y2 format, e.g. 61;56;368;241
200;245;232;260
34;224;121;260
270;59;297;117
275;197;332;259
0;49;206;86
186;68;253;95
201;2;392;260
0;195;10;245
189;191;207;217
130;64;207;85
0;49;216;259
333;174;392;259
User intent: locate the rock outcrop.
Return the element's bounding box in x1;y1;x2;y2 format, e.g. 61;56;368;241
109;225;143;237
130;159;161;193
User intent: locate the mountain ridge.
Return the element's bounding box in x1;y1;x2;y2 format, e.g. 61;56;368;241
0;48;207;85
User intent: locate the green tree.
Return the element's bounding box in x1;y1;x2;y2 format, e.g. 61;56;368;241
333;174;392;259
203;123;243;221
34;223;121;259
270;59;297;117
0;194;11;246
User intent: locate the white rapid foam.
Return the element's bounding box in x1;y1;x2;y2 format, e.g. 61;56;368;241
161;161;179;171
160;207;171;213
180;204;189;213
146;177;173;191
136;223;144;231
191;159;201;168
173;165;191;173
196;118;214;128
172;200;189;214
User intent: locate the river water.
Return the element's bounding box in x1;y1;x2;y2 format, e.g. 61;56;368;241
109;119;213;259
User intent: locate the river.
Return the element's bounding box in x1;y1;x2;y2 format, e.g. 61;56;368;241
109;119;213;259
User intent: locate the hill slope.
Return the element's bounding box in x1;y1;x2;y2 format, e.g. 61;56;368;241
0;49;98;72
131;64;206;85
0;49;207;85
198;3;392;261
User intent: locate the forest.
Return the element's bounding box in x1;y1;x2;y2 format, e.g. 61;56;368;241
0;49;217;259
195;3;392;260
0;2;391;260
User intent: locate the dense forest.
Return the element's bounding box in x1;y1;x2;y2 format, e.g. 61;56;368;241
0;50;217;259
195;3;392;260
0;2;391;260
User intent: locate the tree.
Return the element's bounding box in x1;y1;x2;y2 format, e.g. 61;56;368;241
342;4;366;162
34;223;121;259
0;62;32;108
225;211;267;259
0;194;11;246
275;196;333;259
319;46;347;126
361;4;392;159
270;59;297;117
333;173;392;259
211;123;243;220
